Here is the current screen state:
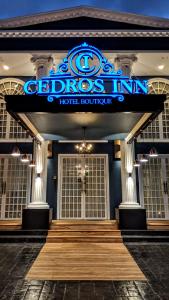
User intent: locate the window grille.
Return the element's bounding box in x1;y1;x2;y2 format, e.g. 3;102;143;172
139;155;169;219
0;156;31;219
138;78;169;141
0;78;29;140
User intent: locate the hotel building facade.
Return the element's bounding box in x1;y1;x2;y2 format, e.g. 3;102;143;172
0;6;169;229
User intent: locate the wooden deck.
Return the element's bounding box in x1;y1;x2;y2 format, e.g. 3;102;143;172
26;242;146;281
0;220;21;230
147;220;169;230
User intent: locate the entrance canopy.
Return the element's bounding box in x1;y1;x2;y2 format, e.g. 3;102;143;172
5;93;165;142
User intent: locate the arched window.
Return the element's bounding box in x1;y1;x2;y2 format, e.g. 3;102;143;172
0;78;29;140
139;78;169;141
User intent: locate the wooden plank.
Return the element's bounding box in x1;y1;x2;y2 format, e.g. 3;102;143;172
26;242;146;281
147;220;169;230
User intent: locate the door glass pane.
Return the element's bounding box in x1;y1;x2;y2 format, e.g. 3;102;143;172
61;157;82;219
4;157;30;219
164;158;169;216
140;157;165;219
85;156;106;219
0;97;7;139
0;158;5;218
162;99;169;139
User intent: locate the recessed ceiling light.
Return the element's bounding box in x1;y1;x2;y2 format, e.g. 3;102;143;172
3;65;9;70
158;64;164;70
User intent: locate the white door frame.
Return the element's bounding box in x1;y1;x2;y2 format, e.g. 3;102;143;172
57;154;110;220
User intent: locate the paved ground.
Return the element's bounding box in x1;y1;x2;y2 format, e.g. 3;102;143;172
0;243;169;299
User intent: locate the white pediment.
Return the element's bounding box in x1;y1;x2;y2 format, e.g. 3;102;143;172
0;6;169;29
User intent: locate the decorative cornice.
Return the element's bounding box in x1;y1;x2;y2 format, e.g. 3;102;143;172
0;30;169;38
0;6;169;29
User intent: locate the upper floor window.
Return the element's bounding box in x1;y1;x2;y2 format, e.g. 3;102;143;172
138;78;169;141
0;78;30;140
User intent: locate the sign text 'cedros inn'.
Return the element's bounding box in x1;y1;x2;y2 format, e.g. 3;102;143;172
24;43;148;105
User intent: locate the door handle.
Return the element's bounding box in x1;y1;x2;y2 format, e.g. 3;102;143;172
163;181;168;194
3;181;6;194
163;182;167;194
0;181;3;195
165;182;168;195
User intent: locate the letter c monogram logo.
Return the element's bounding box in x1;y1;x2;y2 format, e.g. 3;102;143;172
76;53;95;74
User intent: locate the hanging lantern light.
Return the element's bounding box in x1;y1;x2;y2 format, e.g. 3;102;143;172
21;154;29;163
11;145;20;157
133;160;140;167
149;147;158;157
139;154;148;163
29;160;36;167
75;127;93;153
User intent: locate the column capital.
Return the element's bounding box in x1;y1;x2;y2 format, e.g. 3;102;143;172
31;54;53;79
114;54;137;76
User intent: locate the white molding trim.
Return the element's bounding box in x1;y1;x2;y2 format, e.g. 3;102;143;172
18;113;44;143
1;6;169;29
59;140;108;143
125;113;152;143
0;30;169;38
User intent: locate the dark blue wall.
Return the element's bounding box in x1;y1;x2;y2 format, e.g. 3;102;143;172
0;142;33;154
46;141;122;219
136;142;169;154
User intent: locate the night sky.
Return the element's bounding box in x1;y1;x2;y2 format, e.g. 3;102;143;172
0;0;169;20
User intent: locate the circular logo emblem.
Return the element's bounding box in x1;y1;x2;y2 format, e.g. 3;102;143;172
68;44;103;77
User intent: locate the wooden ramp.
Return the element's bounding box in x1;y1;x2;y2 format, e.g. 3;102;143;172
26;242;146;281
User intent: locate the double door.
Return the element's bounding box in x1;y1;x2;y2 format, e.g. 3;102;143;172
58;154;109;219
139;156;169;219
0;156;31;219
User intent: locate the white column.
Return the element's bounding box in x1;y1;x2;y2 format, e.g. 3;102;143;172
28;141;49;208
120;141;140;208
114;54;137;76
31;55;53;79
28;55;52;209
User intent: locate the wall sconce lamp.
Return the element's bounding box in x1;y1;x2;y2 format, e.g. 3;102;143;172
36;173;41;178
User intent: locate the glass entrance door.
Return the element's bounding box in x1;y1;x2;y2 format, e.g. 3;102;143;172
139;156;169;219
0;156;31;219
58;154;109;219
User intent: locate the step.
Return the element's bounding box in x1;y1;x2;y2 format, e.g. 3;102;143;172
122;230;169;236
50;221;118;230
0;235;46;243
0;230;48;236
50;224;118;230
51;220;117;225
123;235;169;242
0;220;21;230
48;230;121;237
46;236;122;243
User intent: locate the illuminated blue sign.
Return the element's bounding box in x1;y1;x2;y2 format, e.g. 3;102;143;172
24;43;148;105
